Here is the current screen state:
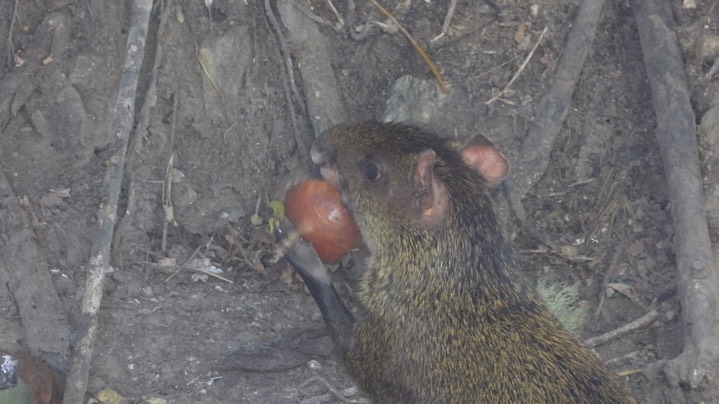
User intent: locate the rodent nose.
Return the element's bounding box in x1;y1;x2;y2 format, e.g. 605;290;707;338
311;136;331;166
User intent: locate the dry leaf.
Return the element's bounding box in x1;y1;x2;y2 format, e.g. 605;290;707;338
514;21;527;43
13;54;26;67
627;240;645;257
560;245;578;259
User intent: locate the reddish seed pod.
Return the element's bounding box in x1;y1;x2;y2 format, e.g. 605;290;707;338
284;179;361;263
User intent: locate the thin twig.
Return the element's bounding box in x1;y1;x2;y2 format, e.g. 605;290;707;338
370;0;449;94
604;349;644;367
7;0;20;67
164;243;203;283
584;308;661;348
161;91;179;253
431;0;458;42
195;42;221;94
162;237;233;284
189;266;233;284
486;26;548;105
324;0;345;30
161;154;175;253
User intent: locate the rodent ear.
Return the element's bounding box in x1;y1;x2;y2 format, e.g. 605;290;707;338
413;149;448;223
461;135;509;186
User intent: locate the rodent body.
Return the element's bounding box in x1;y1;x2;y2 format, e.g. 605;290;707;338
284;122;636;403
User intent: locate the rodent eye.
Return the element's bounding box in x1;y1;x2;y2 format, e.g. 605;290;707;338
363;161;381;183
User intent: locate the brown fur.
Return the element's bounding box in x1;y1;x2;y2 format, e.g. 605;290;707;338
303;122;637;403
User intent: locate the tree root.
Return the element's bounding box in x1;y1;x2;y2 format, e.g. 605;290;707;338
630;0;719;398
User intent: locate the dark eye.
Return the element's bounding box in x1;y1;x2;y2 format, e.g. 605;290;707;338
363;160;381;183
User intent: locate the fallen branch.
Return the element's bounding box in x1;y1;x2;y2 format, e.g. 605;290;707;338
508;0;607;198
61;0;153;402
629;0;719;396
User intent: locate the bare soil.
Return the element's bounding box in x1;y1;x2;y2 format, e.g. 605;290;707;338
1;0;718;403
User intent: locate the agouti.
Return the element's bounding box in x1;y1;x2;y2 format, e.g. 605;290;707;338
282;122;637;403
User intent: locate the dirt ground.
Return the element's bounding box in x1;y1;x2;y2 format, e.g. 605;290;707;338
1;0;719;403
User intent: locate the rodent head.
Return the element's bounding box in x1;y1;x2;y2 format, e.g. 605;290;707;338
311;123;509;267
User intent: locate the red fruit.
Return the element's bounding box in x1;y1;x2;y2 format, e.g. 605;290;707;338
284;179;361;263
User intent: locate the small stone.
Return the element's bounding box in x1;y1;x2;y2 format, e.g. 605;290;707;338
530;5;539;17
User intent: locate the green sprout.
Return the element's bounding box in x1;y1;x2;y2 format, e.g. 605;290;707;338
537;278;585;335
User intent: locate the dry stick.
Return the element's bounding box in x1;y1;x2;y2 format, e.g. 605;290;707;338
6;0;19;67
323;0;345;30
605;349;644;367
616;367;643;378
187;267;233;284
485;27;548;105
61;1;153;402
508;0;606;199
161;91;179;254
161;154;175;253
370;0;449;94
584;308;661;348
195;42;221;94
630;0;719;391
